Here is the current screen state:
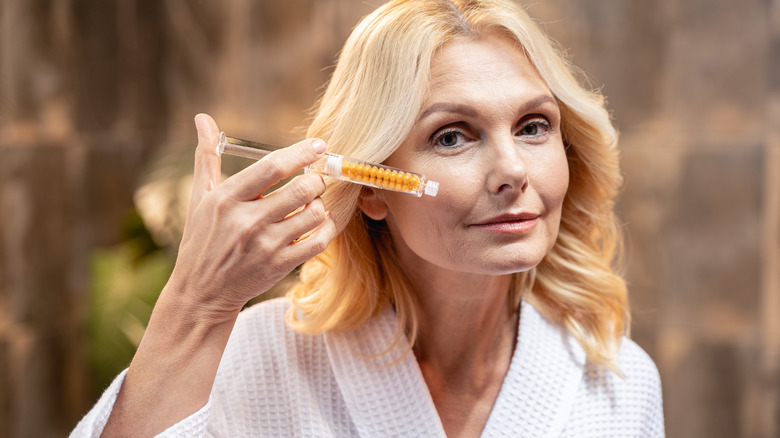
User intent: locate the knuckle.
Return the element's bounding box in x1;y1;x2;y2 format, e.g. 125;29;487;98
314;175;327;194
290;179;315;204
262;157;286;181
309;233;330;254
308;201;326;223
209;192;233;215
233;217;254;240
254;235;276;256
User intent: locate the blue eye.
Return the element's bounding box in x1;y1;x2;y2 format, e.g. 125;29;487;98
519;119;551;137
438;131;459;147
432;129;464;148
521;124;539;136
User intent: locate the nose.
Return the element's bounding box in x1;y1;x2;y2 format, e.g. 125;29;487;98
485;135;529;195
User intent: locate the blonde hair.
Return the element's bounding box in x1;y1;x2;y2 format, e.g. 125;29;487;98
286;0;629;369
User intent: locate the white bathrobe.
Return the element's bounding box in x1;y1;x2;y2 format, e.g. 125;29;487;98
72;298;664;437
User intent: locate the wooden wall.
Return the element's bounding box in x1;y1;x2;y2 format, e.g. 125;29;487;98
0;0;777;436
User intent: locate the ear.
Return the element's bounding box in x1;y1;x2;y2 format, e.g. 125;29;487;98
358;187;389;221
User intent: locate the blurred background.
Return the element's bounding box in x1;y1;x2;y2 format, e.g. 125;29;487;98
0;0;778;436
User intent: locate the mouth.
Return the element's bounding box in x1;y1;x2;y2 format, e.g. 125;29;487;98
470;212;540;233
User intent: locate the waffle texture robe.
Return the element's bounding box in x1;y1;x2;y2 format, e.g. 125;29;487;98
71;298;664;437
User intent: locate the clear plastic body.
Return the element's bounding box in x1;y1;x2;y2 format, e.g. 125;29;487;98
217;132;439;197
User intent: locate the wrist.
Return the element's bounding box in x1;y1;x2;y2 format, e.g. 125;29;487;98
150;281;240;347
160;267;243;326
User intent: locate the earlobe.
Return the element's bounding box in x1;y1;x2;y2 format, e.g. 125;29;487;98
358;188;389;221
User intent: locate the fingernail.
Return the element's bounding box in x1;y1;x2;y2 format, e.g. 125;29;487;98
311;139;326;154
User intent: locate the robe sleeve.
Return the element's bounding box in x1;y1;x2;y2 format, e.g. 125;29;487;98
69;369;212;438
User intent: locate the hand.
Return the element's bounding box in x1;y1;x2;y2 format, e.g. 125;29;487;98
101;113;336;436
164;114;337;323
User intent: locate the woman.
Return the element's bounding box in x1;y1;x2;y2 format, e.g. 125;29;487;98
73;0;664;436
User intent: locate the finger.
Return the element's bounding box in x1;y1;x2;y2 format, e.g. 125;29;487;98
188;114;222;221
221;137;326;202
259;173;327;224
269;197;329;245
281;210;337;263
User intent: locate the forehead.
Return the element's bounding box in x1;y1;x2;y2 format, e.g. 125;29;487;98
426;35;551;102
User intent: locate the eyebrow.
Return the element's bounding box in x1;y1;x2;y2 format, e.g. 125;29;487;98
416;95;559;123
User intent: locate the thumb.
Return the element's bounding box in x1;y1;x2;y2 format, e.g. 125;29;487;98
188;113;221;221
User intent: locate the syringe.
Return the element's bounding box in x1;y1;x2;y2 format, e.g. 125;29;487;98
216;132;439;198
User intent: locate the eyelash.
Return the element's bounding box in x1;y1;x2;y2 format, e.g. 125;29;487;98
429;117;552;149
518;118;552;138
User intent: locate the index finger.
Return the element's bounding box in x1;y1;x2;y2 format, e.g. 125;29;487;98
188;114;222;221
220;138;327;201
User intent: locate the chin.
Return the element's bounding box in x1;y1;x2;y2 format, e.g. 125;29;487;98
471;257;545;276
482;246;551;275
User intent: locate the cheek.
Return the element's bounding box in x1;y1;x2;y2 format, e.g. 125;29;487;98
432;172;482;214
385;170;480;250
535;149;570;209
389;188;466;237
396;159;482;221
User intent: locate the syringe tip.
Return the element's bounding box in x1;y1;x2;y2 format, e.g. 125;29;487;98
424;180;439;197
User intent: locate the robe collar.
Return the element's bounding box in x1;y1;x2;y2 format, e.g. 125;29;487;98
324;301;585;437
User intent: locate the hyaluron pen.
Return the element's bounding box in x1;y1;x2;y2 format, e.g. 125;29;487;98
216;132;439;197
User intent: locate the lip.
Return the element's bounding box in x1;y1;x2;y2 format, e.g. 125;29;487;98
470;212;540;233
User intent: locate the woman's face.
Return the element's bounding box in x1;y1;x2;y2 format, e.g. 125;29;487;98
361;35;569;278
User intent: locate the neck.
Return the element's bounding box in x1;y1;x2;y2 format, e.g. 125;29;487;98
410;271;518;382
391;244;522;436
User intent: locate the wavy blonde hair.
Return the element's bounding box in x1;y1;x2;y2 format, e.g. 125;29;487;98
286;0;629;368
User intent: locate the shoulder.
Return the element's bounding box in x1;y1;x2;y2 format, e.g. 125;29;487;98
225;296;325;363
519;302;664;435
611;337;664;414
586;336;662;398
616;337;662;390
569;337;665;436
